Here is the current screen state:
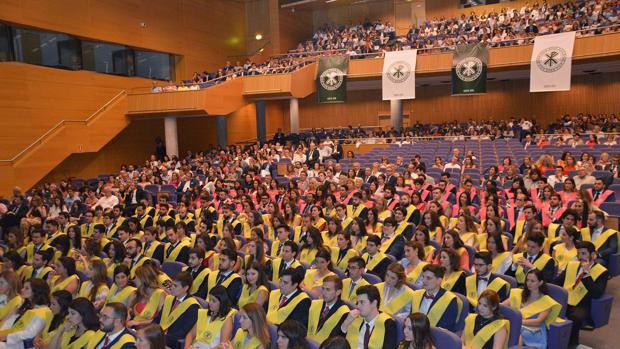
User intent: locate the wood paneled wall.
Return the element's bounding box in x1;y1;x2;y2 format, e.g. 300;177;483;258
292;72;620;129
312;0;395;31
279;7;315;54
0;0;247;78
425;0;565;20
0;63;152;160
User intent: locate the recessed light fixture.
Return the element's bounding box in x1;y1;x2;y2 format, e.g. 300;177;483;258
255;33;263;41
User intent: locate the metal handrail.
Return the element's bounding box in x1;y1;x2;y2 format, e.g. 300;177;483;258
0;90;127;164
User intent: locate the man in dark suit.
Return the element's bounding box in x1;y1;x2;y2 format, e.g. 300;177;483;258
307;275;348;343
185;247;210;299
156;272;199;349
164;226;190;264
362;235;392;280
379;217;405;260
332;140;344;162
555;241;609;345
507;232;555;285
267;240;306;283
266;267;311;327
92;303;136;349
582;211;618;266
8;195;28;220
205;249;242;303
307;143;320;167
176;173;198;194
465;252;510;310
362;168;376;184
384;165;397;187
124;182;147;215
340;285;398;349
412;264;460;331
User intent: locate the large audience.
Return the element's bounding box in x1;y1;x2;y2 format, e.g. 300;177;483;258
0;112;617;348
156;0;620;92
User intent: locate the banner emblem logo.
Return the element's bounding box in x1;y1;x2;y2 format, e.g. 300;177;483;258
456;57;483;82
536;47;567;73
319;68;344;91
386;61;411;83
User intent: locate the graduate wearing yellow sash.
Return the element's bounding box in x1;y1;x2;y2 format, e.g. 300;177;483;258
156;271;199;348
507;232;555;285
376;267;414;320
581;211;619;266
106;265;136;307
341;284;398;349
341;257;369;304
306;275;349;344
505;269;562;349
86;303;136;349
238;262;270;309
231;303;270;349
266;268;311;326
186;286;237;349
410;265;461;332
402;241;428;289
463;290;509;349
465;252;510;308
361;235;392;280
205;249;242;303
22;230;51;264
47;298;99;349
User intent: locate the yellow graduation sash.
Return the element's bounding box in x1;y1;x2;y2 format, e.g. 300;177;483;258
175;212;195;225
7;306;52;335
514;220;526;244
195;308;237;345
86;330;135;349
347;204;365;218
465;275;509;307
133;289;165;321
580;227;620;251
143;241;162;259
322;232;338;248
341;277;369;304
314;217;327;230
239;285;269;309
0;295;22;322
129;256;150;279
270;239;285;258
547;223;562;242
78;280;106;300
411;289;460;327
492;252;510;273
303;269;336;289
331;247;359;271
346;312;391;349
307;300;349;343
460;232;477;246
514;253;553;284
185;267;211;295
378;210;392;222
231;329;262;349
60;328;95;349
160;295;199;330
406;261;428;284
377;283;414;316
441;271;464;291
266;289;310;325
353;236;368;254
300;247;318;265
270;258;302;283
394;221;410;236
362;252;388;272
106;284;136;305
553;243;577;271
464;314;509;349
508;289;561;327
563;261;607;306
404;205;417;222
25;243;52;264
50;274;80;294
164;241;190;261
206;271;242;295
379;232;401;254
28;266;53;280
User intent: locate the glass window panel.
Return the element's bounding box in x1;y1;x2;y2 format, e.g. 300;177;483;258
135;50;174;80
81;41;134;76
0;23;12;62
12;28;80;69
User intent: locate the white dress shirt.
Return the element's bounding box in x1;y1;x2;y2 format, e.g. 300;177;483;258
5;306;48;349
95;328;125;349
357;314;378;349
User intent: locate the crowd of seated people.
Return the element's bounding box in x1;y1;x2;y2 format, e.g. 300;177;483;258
155;0;620;92
0;113;618;348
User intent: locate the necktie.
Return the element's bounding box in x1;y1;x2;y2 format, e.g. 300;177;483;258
277;243;283;256
172;297;180;311
363;323;372;349
279;295;288;307
216;272;225;285
478;277;489;283
594;191;601;201
103;335;110;348
573;271;587;289
320;304;330;322
167;243;175;257
424;292;434;300
349;281;357;297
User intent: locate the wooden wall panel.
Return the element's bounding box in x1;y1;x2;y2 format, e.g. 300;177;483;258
312;0;395;31
293;72;620;130
265;100;288;136
178;116;218;153
0;0;247;78
279;7;315;54
0;63;152;159
40;118;164;183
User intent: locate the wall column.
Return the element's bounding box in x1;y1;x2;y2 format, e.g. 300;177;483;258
215;115;228;148
289;98;300;133
390;99;403;131
256;100;266;143
164;117;178;157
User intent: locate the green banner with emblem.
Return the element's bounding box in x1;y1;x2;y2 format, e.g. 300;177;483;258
452;43;488;95
316;55;349;103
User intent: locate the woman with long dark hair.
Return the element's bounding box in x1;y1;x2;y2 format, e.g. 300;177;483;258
77;259;109;311
50;257;79;295
46;290;72;342
187;286;236;349
276;320;310;349
503;269;561;349
238;262;269;308
463;290;508;349
47;297;99;349
398;312;436;349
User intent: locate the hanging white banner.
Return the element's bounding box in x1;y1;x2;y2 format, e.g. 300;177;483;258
530;32;576;92
382;49;417;100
